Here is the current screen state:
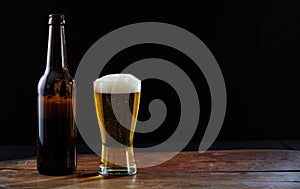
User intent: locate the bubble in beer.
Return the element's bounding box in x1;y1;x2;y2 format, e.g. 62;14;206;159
94;74;141;93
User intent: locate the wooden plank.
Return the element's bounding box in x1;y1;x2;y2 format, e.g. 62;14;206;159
1;150;300;172
1;169;300;188
137;150;300;172
0;150;300;188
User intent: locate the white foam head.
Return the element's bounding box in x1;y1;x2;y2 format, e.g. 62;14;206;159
94;74;141;93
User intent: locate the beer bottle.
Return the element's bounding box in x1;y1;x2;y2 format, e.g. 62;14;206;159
37;14;77;175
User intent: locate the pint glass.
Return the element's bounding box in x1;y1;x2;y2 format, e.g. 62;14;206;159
93;74;141;176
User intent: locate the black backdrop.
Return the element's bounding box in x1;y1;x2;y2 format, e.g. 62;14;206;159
1;1;299;146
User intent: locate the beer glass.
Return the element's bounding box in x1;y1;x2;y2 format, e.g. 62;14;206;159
93;74;141;176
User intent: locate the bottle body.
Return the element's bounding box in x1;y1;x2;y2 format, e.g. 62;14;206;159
37;14;76;176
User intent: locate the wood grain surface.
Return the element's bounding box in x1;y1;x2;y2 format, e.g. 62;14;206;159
1;150;300;188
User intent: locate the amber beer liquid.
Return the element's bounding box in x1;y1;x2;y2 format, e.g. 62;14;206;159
37;14;76;175
94;74;141;176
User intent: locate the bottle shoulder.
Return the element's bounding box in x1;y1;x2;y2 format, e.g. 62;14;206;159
39;70;74;83
38;69;75;96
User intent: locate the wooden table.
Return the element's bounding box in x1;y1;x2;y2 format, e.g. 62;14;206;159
1;150;300;188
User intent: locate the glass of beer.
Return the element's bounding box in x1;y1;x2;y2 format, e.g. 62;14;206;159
93;74;141;176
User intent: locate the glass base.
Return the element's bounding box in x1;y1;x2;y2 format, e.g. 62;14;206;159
99;165;136;176
98;145;137;176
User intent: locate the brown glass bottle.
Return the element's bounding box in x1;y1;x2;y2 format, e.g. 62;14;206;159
37;14;76;175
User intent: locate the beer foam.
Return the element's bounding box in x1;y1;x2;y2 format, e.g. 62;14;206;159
94;74;141;93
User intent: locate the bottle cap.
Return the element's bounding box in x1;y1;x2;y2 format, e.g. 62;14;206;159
48;14;65;25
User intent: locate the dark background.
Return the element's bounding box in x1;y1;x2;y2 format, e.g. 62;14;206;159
1;1;299;148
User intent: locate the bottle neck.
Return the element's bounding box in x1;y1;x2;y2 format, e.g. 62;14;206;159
46;24;68;72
